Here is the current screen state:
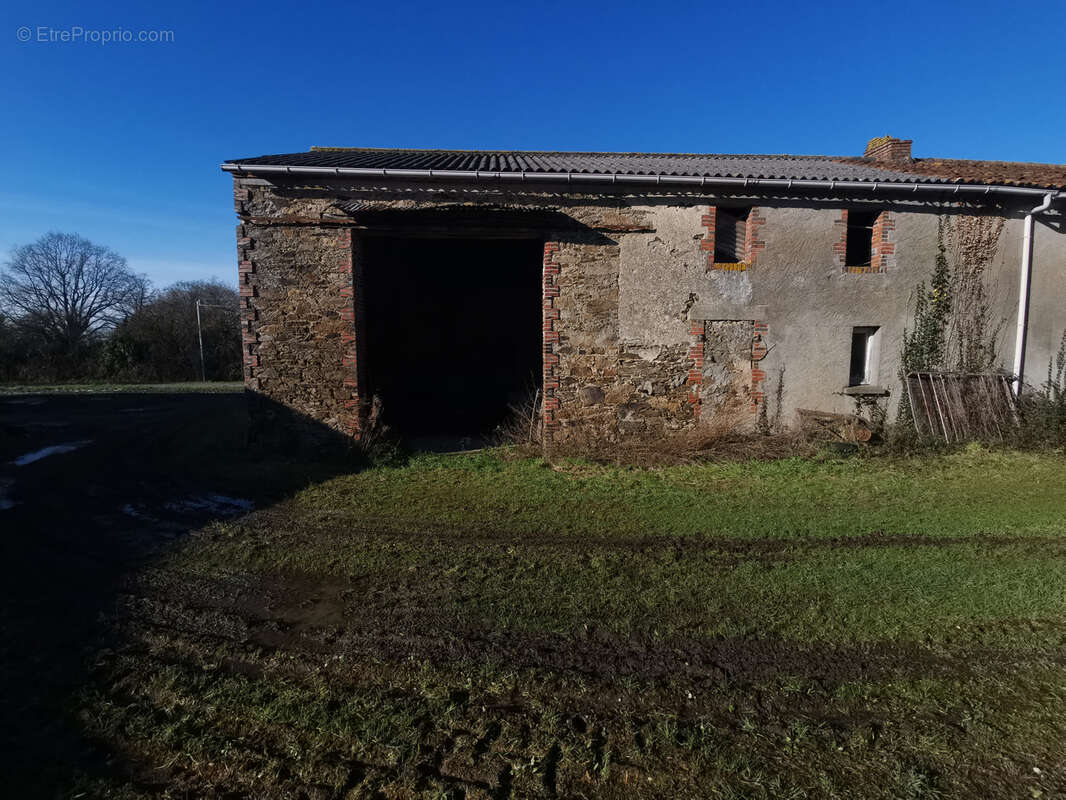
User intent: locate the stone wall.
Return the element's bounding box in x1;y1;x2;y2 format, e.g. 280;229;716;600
231;175;1065;446
236;184;361;445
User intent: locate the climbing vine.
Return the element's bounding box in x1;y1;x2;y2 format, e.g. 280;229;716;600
946;214;1005;373
898;218;953;420
897;213;1011;421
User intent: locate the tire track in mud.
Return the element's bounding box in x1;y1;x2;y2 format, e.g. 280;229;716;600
96;615;1066;800
226;513;1066;560
95;569;1066;800
115;568;1062;691
87;628;527;799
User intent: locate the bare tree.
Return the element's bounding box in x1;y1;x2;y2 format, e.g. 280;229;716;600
0;232;149;353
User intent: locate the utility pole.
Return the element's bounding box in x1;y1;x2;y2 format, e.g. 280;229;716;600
195;299;237;383
196;299;206;382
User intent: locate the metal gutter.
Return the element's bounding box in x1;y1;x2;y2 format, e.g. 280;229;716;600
221;161;1066;201
1012;192;1056;394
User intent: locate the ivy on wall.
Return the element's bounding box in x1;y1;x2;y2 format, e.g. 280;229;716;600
897;218;954;421
897;214;1009;421
946;215;1006;374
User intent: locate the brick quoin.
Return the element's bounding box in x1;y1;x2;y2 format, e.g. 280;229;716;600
700;208;716;267
235;222;260;388
833;209;849;266
336;228;361;438
700;207;719;271
745;208;767;267
542;241;561;438
234;186;262;390
871;212;896;273
686;322;705;418
750;321;769;412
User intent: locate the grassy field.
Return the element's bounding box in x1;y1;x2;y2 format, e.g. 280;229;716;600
0;381;244;394
69;446;1066;799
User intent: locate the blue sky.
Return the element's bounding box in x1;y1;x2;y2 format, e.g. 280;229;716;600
1;0;1064;289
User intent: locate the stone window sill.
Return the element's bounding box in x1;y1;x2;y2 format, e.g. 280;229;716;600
841;384;890;397
844;264;886;274
709;261;750;272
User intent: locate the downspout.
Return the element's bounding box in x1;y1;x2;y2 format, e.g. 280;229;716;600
1012;192;1055;395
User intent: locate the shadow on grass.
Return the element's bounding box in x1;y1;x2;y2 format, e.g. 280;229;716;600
0;389;369;796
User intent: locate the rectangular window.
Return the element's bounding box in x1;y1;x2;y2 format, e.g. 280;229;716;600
849;326;880;386
845;211;876;267
714;207;751;264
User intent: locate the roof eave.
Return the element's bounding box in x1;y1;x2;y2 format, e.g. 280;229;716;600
220;162;1066;201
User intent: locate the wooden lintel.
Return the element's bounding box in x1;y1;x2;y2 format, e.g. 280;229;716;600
238;214;646;235
241;215;352;227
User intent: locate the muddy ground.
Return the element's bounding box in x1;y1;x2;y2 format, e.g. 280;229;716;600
86;540;1066;799
2;394;1065;798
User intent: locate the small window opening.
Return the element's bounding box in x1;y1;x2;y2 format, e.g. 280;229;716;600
845;211;876;267
714;207;750;263
849;326;880;386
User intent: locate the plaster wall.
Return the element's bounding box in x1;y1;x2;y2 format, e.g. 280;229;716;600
1026;218;1066;384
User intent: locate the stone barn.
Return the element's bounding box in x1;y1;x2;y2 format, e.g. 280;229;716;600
222;137;1066;447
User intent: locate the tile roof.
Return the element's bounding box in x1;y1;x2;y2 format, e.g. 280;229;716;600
847;157;1066;190
223;148;1066;190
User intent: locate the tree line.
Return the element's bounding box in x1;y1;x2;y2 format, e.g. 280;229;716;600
0;232;241;383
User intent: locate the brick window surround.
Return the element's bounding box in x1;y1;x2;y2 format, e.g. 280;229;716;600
835;208;895;274
701;206;766;271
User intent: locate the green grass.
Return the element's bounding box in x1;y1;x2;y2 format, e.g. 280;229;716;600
190;447;1066;640
287;445;1066;540
0;380;243;394
74;447;1066;798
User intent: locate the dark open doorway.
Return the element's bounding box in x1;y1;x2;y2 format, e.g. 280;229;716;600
362;236;543;448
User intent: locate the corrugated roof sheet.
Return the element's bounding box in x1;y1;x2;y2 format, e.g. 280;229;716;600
223;148;1066;190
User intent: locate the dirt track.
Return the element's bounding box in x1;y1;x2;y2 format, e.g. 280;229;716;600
98;551;1066;799
123;567;979;687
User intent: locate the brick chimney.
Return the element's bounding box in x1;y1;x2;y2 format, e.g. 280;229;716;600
864;136;912;164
